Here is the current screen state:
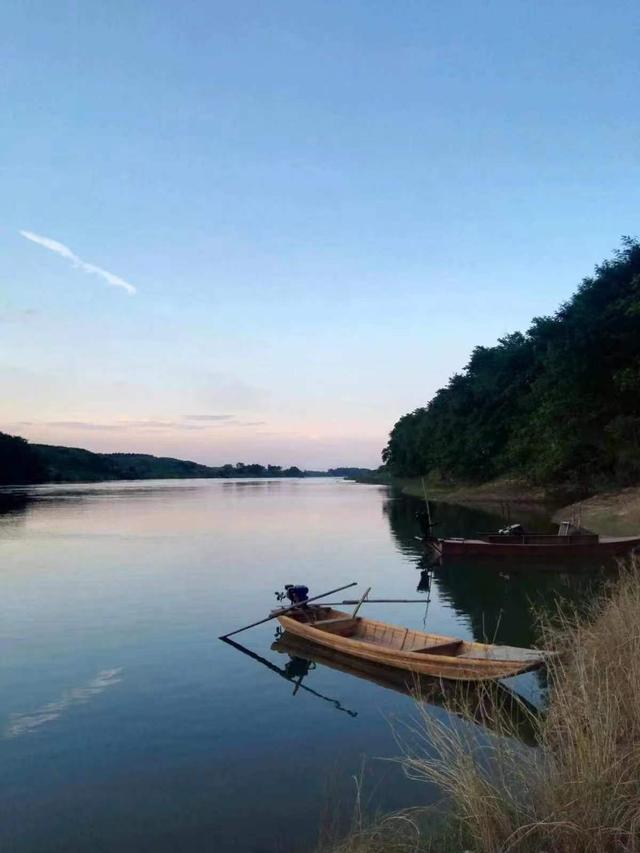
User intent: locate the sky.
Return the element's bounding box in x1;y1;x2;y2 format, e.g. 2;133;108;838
1;0;638;469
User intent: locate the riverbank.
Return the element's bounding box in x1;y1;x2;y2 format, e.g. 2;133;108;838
355;474;640;536
354;472;549;501
554;486;640;536
323;558;640;853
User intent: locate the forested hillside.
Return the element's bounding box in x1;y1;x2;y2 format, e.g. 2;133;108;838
0;432;316;485
0;432;48;485
383;238;640;488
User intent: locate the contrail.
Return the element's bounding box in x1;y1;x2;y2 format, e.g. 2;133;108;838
20;230;137;295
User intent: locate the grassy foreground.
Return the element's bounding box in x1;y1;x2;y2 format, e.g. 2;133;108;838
320;559;640;853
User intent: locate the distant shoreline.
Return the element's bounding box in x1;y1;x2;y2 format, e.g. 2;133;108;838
0;429;373;487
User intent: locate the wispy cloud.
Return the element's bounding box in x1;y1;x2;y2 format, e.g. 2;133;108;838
7;416;266;433
20;230;136;295
17;419;201;432
185;414;234;421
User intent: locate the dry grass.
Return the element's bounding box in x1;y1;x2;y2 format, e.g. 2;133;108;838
318;811;425;853
322;557;640;853
316;764;456;853
404;556;640;852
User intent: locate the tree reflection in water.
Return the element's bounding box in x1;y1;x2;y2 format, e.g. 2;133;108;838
384;490;609;650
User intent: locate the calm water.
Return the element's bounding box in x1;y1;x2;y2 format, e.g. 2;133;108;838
0;479;600;852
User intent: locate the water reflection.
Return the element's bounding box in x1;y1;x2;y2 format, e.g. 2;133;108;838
384;492;608;649
0;478;602;852
5;668;123;739
268;633;540;745
220;636;358;717
0;492;32;517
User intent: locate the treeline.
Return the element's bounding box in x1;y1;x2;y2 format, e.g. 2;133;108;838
384;238;640;488
0;432;48;485
327;467;374;478
0;433;321;485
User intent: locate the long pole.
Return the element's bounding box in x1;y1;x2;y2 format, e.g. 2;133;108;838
218;581;358;639
421;477;432;529
321;598;427;604
351;586;371;618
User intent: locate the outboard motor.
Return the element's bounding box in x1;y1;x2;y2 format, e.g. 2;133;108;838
498;523;525;536
275;584;309;605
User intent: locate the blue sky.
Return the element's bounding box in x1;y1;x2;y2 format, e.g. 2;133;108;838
1;0;638;468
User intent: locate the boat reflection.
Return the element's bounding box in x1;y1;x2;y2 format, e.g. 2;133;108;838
386;491;609;650
272;632;540;745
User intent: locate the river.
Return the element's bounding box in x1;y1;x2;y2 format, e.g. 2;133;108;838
0;478;601;852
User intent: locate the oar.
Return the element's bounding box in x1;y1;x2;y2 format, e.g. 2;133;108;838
220;636;358;717
322;598;427;604
218;581;358;639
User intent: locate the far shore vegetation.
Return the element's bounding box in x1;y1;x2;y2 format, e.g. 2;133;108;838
322;558;640;853
0;431;372;486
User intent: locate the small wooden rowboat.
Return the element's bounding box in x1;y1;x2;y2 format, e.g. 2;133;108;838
276;606;546;681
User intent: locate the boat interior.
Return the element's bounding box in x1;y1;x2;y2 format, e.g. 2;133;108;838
482;533;598;545
284;606;541;661
288;606;450;648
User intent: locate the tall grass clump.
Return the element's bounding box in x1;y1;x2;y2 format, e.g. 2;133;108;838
403;556;640;852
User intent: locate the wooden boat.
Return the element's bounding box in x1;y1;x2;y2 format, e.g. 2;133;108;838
276;605;546;681
427;521;640;561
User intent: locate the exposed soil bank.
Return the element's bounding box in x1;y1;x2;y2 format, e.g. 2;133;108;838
554;487;640;536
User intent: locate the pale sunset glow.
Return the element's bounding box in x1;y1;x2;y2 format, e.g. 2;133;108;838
2;2;637;469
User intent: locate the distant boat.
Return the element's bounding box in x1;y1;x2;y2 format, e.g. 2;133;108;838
275;606;547;681
424;521;640;560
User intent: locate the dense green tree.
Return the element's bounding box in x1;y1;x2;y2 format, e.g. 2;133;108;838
384;238;640;488
0;432;47;485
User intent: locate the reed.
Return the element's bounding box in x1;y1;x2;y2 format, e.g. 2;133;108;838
322;556;640;852
402;556;640;852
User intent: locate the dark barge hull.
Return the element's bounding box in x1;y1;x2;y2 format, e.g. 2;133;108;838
435;536;640;560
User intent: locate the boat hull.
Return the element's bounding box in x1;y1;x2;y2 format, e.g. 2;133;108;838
436;536;640;560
